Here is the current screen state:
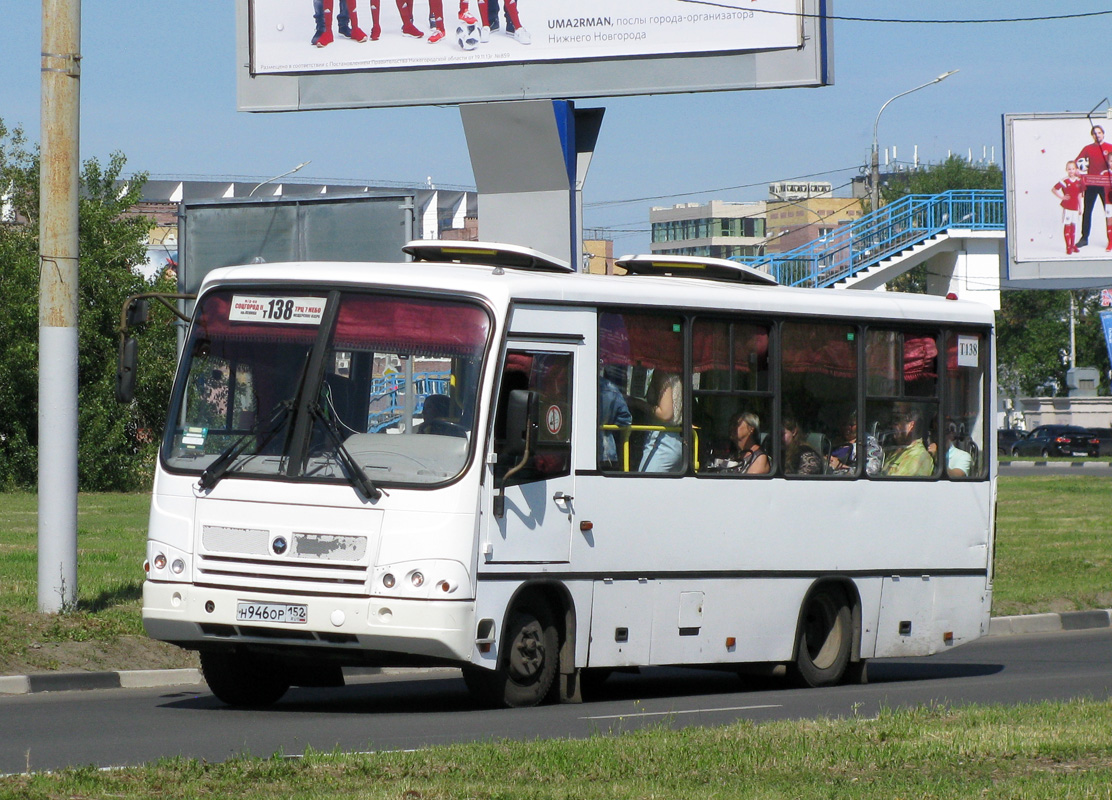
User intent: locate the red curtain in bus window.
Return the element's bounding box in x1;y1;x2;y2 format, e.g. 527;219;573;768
866;331;938;384
194;293;322;344
781;323;856;378
902;335;939;380
599;312;683;369
690;322;769;372
333;295;490;356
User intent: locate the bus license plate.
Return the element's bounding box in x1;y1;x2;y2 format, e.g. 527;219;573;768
236;601;308;624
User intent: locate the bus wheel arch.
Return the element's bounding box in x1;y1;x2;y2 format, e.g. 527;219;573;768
464;581;577;707
790;579;860;688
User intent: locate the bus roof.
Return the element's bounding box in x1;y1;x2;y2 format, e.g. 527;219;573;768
199;256;995;327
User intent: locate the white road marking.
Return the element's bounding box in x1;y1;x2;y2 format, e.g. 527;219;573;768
580;704;782;720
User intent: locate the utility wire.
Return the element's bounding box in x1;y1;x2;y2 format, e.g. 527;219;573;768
585;166;862;209
677;1;1112;24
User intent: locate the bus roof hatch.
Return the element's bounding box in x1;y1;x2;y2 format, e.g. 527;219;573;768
615;254;779;286
403;240;574;274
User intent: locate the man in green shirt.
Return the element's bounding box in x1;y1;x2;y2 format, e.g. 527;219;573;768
883;408;935;477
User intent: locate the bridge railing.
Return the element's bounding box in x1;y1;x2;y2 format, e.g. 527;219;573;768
733;190;1005;288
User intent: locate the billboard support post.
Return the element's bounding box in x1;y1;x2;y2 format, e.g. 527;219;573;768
461;100;602;269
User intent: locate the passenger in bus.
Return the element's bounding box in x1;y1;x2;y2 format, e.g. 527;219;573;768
637;371;683;472
928;422;973;478
882;408;935;477
705;411;770;475
598;367;633;470
828;410;882;476
781;414;822;475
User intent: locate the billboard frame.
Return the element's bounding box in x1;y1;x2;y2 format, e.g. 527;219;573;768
236;0;832;111
1004;110;1112;288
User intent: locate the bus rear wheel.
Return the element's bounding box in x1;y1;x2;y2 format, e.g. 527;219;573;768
463;604;558;708
200;651;290;708
791;586;852;688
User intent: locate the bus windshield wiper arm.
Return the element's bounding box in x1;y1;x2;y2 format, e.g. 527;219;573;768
308;403;383;501
198;400;294;491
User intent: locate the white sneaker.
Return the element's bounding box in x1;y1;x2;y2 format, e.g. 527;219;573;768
512;27;531;44
479;25;490;42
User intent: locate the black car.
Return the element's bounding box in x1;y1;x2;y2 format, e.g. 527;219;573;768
1086;427;1112;457
1009;424;1098;458
997;428;1026;456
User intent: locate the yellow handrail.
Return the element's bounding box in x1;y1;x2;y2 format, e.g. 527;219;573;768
600;424;699;472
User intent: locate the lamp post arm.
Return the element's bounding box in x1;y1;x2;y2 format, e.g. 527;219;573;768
249;160;312;197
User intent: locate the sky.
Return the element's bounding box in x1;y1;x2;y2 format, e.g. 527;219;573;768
2;2;1111;254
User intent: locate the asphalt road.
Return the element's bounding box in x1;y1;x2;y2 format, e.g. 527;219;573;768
4;628;1112;775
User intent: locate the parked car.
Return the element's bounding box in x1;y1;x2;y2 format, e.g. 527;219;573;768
1086;427;1112;457
997;428;1026;456
1009;424;1098;458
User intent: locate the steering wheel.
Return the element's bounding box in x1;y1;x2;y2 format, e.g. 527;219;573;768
420;419;468;438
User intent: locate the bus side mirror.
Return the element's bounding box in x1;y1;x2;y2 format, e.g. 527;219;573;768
115;336;138;404
126;298;150;328
495;389;538;518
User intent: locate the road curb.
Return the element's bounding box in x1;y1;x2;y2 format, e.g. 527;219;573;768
1000;460;1112;468
0;668;202;697
3;611;1111;697
987;609;1112;636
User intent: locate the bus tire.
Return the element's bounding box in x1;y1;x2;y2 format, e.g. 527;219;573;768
791;586;852;688
463;603;559;708
200;651;290;708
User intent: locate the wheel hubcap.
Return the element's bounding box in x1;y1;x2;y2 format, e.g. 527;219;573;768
509;620;545;680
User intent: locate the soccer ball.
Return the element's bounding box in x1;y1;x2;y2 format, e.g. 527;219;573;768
456;22;480;50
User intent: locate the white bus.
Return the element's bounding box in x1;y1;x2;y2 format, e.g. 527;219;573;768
138;242;996;708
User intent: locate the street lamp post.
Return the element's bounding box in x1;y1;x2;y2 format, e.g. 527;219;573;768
870;70;958;213
249;160;311;197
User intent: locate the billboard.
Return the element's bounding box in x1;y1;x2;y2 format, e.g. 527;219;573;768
1005;112;1112;285
238;0;831;110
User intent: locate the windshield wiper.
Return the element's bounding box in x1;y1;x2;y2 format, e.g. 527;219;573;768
198;400;294;491
308;403;383;501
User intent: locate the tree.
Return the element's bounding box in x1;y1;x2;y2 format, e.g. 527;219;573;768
883;154;1003;202
0;118;178;490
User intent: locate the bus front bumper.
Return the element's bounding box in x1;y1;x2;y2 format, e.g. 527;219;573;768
142;581;476;663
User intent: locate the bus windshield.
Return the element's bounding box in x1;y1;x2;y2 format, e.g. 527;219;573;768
162;289;492;487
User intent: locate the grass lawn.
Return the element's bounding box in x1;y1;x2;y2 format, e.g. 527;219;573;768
3;700;1112;798
0;474;1108;671
992;474;1112;616
0;492;193;673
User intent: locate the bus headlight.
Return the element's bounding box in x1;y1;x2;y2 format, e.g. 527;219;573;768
146;542;191;583
373;560;470;599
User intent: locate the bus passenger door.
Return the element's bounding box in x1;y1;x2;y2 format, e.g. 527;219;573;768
484;344;577;564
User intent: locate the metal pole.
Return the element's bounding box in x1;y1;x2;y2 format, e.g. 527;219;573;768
38;0;81;613
870;70;958;213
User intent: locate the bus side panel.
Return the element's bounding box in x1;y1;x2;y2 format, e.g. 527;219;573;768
646;578;802;666
873;575;990;657
588;580;653;667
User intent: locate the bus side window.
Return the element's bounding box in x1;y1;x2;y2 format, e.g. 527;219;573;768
494;351;573;486
599;311;685;474
780;321;857;477
943;331;987;479
866;329;941;478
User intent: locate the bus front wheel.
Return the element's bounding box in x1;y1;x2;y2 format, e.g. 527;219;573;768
791;586;852;688
463;603;559;708
200;651;290;708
